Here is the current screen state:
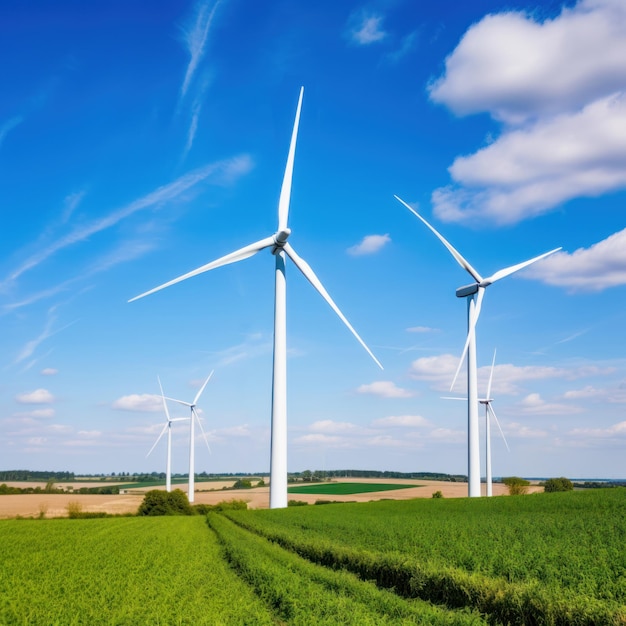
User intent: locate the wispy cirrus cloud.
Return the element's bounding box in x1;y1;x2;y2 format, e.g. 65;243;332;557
1;156;252;289
347;234;391;256
0;116;23;150
180;0;223;99
348;11;388;45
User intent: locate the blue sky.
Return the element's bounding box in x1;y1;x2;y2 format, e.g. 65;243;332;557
1;0;625;479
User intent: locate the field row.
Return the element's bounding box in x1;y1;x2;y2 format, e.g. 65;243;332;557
208;512;485;625
225;489;626;625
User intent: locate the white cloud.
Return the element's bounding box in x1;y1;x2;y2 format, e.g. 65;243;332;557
293;433;346;446
179;0;222;98
406;326;438;333
309;420;359;434
519;393;582;415
409;354;611;394
349;12;387;45
357;380;414;398
112;394;162;413
429;0;626;123
428;0;626;226
432;93;626;225
523;228;626;291
347;234;391;256
0;115;23;150
2;156;252;288
40;368;58;376
570;420;626;439
371;415;429;428
563;385;605;399
15;389;55;404
505;421;550;439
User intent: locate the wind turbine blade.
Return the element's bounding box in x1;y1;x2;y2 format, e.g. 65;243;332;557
283;243;383;370
163;396;192;408
193;408;212;455
193;370;214;406
488;404;510;452
157;376;172;422
128;236;275;302
481;248;562;286
441;396;466;400
486;349;497;399
146;422;168;458
449;287;485;391
394;195;483;283
278;86;304;232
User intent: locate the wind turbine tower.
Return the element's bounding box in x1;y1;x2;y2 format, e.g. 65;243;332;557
130;88;382;509
395;195;559;497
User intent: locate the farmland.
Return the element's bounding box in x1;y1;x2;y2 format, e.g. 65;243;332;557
288;481;417;495
2;489;625;624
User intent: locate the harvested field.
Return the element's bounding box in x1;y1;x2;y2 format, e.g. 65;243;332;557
0;478;543;518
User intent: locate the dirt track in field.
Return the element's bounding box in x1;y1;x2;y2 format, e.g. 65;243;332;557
0;478;543;519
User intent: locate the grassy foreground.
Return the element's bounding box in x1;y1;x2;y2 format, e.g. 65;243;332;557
2;489;625;624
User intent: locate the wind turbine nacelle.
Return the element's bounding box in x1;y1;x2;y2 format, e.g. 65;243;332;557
456;283;479;298
274;229;291;245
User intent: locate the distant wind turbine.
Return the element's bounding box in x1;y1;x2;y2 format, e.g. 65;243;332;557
395;195;559;498
162;371;214;503
146;376;190;492
480;350;509;497
130;88;382;509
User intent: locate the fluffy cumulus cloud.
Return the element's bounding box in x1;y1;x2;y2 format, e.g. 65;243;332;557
357;380;414;398
522;227;626;291
347;234;391;256
371;415;429;428
15;388;55;404
40;368;58;376
348;11;387;45
112;394;163;412
519;393;583;415
409;354;611;394
428;0;626;227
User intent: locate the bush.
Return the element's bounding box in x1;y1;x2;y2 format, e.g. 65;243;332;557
137;489;193;516
232;479;253;489
502;477;530;496
194;499;248;514
544;477;574;492
288;500;309;507
432;491;444;499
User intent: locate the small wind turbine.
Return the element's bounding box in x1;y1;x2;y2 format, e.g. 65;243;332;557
130;87;382;509
480;350;509;497
443;350;509;496
146;376;190;492
162;371;214;503
395;195;559;497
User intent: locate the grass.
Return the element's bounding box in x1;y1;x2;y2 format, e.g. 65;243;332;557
288;481;417;495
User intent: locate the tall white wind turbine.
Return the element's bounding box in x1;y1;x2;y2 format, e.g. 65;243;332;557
480;350;509;497
395;195;559;497
162;371;214;503
146;376;190;492
130;87;382;509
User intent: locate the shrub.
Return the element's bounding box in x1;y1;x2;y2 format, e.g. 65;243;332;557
66;501;83;518
193;499;248;514
288;500;308;507
137;489;194;516
232;479;253;489
544;477;574;492
432;491;444;499
502;476;530;495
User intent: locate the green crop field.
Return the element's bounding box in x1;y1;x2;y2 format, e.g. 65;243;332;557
2;489;625;624
287;481;416;495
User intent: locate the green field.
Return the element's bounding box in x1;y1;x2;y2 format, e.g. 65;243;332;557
288;481;417;495
2;489;625;624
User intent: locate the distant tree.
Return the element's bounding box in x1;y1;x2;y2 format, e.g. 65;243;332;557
301;470;312;482
544;477;574;493
137;489;193;516
257;479;265;487
232;479;252;489
503;476;531;495
432;490;444;499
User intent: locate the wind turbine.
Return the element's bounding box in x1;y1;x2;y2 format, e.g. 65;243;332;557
130;87;382;509
162;371;214;503
480;350;509;497
395;195;559;497
146;376;190;492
